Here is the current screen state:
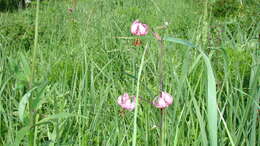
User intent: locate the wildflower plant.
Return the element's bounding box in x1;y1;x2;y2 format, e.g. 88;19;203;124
117;19;174;146
117;19;218;146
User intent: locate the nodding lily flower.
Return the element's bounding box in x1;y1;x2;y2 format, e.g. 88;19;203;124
131;20;149;36
153;92;173;109
117;93;136;111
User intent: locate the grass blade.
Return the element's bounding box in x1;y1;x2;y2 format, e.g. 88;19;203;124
200;51;218;146
217;106;235;146
187;79;208;146
132;43;148;146
13;126;30;146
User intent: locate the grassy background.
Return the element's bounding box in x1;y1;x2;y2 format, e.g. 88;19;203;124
0;0;259;145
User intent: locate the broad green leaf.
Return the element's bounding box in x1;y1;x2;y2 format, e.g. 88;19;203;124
18;92;31;122
18;87;37;122
165;37;218;145
200;51;218;146
163;37;196;48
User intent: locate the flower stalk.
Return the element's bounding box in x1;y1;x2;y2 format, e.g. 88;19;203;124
117;20;174;146
28;0;40;145
152;32;164;91
153;31;166;146
157;33;165;146
160;109;165;146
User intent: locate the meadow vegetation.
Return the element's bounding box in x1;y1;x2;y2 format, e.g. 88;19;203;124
0;0;259;145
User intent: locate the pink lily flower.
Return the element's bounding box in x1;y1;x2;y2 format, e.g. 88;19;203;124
153;92;173;109
117;93;136;111
130;20;149;36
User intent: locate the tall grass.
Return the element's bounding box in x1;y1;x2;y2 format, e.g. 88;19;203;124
0;0;259;145
132;43;148;146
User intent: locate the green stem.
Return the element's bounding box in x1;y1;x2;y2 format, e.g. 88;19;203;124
30;0;39;88
158;36;164;91
202;0;209;48
28;114;36;146
160;109;165;146
155;32;165;146
29;0;40;146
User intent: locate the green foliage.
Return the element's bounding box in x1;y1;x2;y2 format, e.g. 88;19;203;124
212;0;240;17
0;0;21;11
0;12;39;51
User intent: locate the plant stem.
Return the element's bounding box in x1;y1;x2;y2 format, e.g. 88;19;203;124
154;32;165;146
30;0;40;88
160;109;165;146
202;0;209;49
157;34;164;91
29;0;40;145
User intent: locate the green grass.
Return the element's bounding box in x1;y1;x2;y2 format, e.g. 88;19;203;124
0;0;259;145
